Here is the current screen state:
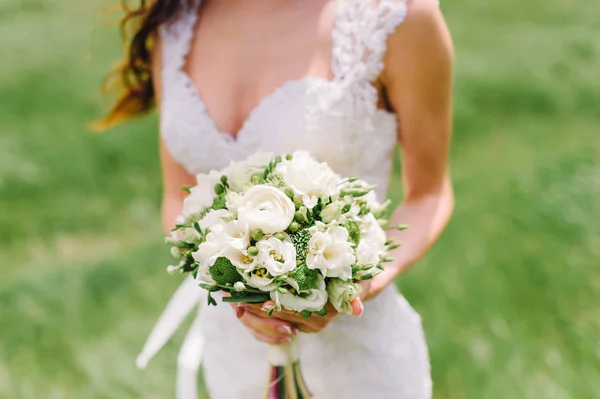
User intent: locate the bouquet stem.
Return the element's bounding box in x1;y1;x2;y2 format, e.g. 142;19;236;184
265;337;312;399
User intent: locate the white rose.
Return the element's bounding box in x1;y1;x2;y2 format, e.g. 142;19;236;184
238;185;295;235
327;279;362;315
275;151;341;198
273;274;328;312
306;224;356;280
222;152;274;192
256;236;296;276
182;171;221;218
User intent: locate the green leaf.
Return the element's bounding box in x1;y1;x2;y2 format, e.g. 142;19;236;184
222;295;271;304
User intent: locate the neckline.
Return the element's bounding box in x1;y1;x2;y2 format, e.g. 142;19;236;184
175;0;344;142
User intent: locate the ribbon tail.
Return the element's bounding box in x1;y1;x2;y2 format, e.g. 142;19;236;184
136;275;206;369
176;313;205;399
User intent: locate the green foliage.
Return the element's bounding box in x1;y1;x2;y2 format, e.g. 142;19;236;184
344;221;361;245
208;257;243;286
291;264;320;291
289;229;311;263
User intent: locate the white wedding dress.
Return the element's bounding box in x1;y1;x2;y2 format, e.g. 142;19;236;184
137;0;433;398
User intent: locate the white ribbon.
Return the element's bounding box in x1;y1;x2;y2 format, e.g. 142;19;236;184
136;276;207;399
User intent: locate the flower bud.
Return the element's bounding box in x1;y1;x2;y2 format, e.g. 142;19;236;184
288;221;300;233
274;232;286;242
283;187;295;199
316;308;328;317
251;229;264;241
170;246;183;259
285;154;293;161
247;246;259;257
300;310;312;319
166;265;180;275
214;183;225;195
233;282;246;292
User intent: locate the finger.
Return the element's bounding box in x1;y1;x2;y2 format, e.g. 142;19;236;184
231;304;245;319
239;311;295;339
350;297;364;317
250;330;293;345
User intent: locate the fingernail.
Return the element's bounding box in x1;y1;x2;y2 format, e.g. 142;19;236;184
292;328;299;335
357;301;364;317
278;337;292;344
235;307;244;318
277;325;293;335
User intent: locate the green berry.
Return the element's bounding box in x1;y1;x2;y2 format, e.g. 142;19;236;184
247;246;259;256
251;229;264;242
300;310;312;319
274;232;286;242
316;308;328;317
285;154;293;161
220;175;228;185
214;184;224;195
288;221;300;233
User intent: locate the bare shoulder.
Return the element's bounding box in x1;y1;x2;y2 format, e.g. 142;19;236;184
382;0;453;86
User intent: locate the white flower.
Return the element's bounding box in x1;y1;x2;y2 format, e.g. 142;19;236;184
192;226;231;268
273;274;328;312
275;151;341;198
197;209;228;231
238;185;295;235
256;236;296;277
193;261;216;285
306;224;356;280
222;152;274;192
182;171;221;218
245;272;278;292
327;279;362;315
302;194;318;210
225;191;245;214
356;213;387;266
192;223;254;271
320;201;344;223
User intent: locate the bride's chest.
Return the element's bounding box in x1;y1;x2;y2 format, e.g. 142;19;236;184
160;76;397;178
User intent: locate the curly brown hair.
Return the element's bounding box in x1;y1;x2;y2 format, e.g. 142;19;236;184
94;0;192;130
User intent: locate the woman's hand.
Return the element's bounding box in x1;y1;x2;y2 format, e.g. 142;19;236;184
230;303;298;345
236;281;370;338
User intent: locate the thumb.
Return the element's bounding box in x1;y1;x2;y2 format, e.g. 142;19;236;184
350;297;364;317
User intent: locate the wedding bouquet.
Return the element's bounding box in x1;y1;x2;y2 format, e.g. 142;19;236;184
165;151;404;399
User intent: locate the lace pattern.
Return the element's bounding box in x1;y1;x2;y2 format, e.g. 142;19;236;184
332;0;408;115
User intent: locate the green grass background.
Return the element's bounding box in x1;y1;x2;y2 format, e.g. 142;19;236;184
1;0;599;398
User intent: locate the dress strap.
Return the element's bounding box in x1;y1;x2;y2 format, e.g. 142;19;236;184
159;0;201;75
331;0;408;114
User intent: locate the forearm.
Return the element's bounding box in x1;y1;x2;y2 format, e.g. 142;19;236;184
162;195;185;234
371;178;454;293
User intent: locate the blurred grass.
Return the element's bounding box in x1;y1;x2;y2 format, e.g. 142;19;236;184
0;0;599;398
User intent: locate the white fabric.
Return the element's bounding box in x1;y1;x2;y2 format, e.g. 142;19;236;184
145;0;434;397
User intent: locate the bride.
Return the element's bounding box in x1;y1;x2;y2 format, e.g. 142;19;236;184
99;0;454;397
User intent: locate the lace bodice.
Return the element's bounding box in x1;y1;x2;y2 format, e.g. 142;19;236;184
160;0;408;198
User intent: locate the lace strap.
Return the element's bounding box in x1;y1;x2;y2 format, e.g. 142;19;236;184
160;0;201;74
332;0;408;84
